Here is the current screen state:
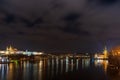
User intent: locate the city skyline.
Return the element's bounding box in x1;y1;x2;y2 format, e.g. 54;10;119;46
0;45;110;54
0;1;120;80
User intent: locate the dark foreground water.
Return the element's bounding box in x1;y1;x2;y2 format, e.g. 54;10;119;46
0;58;120;80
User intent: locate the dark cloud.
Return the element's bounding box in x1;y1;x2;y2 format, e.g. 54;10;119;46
61;12;90;36
50;0;65;9
62;25;90;36
63;12;81;22
4;14;15;24
88;0;118;6
61;12;89;35
99;0;118;5
17;31;26;35
0;0;120;52
62;26;80;34
19;17;43;28
0;9;44;27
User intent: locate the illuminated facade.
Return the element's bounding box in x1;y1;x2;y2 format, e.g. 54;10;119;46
94;46;108;59
109;46;120;67
110;46;120;56
6;46;17;54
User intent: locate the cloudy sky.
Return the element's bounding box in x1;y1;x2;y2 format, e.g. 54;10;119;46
0;0;120;53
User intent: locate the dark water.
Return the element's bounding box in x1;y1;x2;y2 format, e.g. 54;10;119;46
0;58;120;80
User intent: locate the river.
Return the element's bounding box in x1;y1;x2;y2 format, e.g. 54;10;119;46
0;58;120;80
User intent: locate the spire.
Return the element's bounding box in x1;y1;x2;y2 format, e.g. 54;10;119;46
9;45;12;50
103;46;108;58
104;46;107;53
105;46;107;50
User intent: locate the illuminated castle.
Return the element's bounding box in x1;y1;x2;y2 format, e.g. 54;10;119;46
6;46;17;54
94;46;108;59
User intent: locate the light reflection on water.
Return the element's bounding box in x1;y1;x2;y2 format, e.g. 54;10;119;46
82;58;90;68
0;58;119;80
94;59;108;73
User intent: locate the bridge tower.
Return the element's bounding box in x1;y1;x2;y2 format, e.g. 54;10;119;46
103;46;108;58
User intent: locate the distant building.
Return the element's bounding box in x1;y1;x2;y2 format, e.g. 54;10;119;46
94;46;108;59
6;46;17;54
109;46;120;67
0;46;44;56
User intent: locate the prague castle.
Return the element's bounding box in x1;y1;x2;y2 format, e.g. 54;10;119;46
6;46;17;54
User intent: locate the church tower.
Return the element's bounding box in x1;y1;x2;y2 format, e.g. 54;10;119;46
103;46;108;58
9;45;12;51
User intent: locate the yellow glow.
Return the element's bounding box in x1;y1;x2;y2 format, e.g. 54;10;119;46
94;60;108;73
94;46;108;59
0;51;5;53
33;52;43;55
6;46;18;54
39;52;43;55
5;51;9;54
9;63;13;69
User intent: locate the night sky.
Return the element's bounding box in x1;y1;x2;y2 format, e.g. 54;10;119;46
0;0;120;53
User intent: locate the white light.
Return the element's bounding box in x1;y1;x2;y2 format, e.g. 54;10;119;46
33;52;43;55
33;52;37;55
0;51;5;53
39;52;43;55
2;59;4;62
